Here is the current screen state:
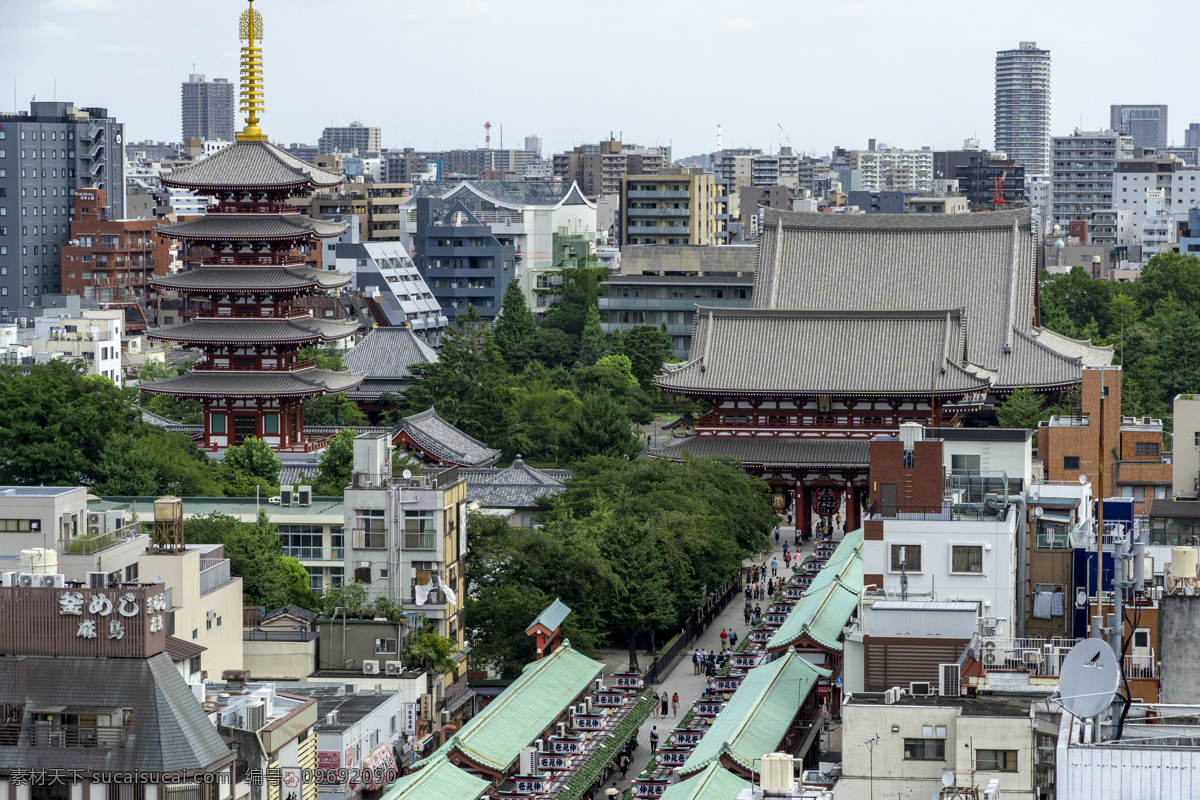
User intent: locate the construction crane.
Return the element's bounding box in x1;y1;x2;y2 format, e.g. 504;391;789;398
992;157;1014;208
777;123;795;148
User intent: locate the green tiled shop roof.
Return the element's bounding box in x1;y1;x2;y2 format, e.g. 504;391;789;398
681;649;828;775
417;642;603;773
770;528;863;652
526;598;572;635
379;756;487;800
662;763;754;800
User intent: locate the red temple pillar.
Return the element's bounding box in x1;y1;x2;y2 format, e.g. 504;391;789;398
846;485;860;533
796;483;808;537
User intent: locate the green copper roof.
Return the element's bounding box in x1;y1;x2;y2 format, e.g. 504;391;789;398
680;649;829;775
661;762;754;800
526;598;572;635
770;529;863;652
417;642;603;773
379;756;487;800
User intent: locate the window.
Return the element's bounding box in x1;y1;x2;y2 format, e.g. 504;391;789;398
951;545;984;574
951;454;981;474
356;508;386;548
1135;441;1160;457
125;562;138;582
263;414;278;434
375;638;398;655
211;414;226;434
890;544;921;572
1133;629;1150;649
903;450;914;469
904;739;945;760
404;510;436;549
976;749;1018;771
1063;456;1081;470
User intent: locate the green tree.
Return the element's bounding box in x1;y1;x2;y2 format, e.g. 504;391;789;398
93;428;226;496
540;266;607;340
593;354;638;388
313;429;356;495
304;393;366;426
623;324;672;389
141;392;204;424
281;556;320;612
0;361;140;486
402;631;459;677
184;511;289;608
575;303;606;369
576;360;654;424
299;347;347;372
492;280;537;371
137;360;178;382
403;306;513;447
996;387;1051;430
223;437;282;484
322;580;370;616
525;327;579;369
557;392;642;463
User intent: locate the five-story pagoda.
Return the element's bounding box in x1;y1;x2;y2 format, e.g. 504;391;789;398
143;0;362;452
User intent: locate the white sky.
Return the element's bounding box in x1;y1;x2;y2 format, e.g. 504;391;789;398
2;0;1198;158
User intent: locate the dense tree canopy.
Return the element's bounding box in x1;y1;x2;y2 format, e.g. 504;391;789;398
184;510;317;609
492;280;537;371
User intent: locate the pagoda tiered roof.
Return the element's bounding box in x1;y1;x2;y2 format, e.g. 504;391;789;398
147;316;359;346
140;368;362;399
156;213;346;242
160;140;342;190
151;266;351;292
392;408;501;468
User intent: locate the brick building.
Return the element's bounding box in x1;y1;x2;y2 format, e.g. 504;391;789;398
62;188;171;333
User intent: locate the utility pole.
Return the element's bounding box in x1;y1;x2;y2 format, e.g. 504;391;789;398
863;734;880;800
1095;369;1106;640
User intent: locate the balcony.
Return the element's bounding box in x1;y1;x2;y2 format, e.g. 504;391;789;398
627;207;690;217
600;297;750;312
403;531;436;550
627;190;691;199
627;225;689;235
14;723;130;749
1125;651;1158;679
63;522;144;555
199;558;232;595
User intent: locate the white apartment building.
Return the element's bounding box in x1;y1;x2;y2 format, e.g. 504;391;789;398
1050;129;1133;226
849;148;934;192
337;239;447;342
31;308;123;385
995;41;1052;178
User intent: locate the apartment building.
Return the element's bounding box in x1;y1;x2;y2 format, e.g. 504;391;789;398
306;183;413;244
337;240;447;338
421;148;541;180
383;148;428;184
0;101;126;313
411;196;514;323
849;148;934;192
319;122;381;157
995;41;1052;177
181;74;235;142
30;307;123;385
600;244;756;357
552;139;666;197
1111;104;1168;150
620;169;728;246
1050;129;1133;225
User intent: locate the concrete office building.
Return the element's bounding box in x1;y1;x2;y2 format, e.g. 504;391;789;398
1111;104;1168;150
383;148;428;184
995;41;1052;177
180;74;235;142
620;169;728;246
411;196;515;323
1050;128;1133;225
849;148;934;192
0;101;126;317
319;122;381;157
600;244;755;357
524;135;542;157
421;148;541;180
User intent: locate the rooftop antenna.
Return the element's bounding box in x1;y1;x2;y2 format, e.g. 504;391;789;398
484;121;491;147
1056;638;1120;742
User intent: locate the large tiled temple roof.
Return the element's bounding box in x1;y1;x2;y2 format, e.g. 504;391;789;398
140;368;362;398
148;316;358;345
657;307;992;396
649;437;870;468
160;140;342;190
157;213;347;241
151;266;351;292
392;408;501;468
465;457;565;509
343;327;438;380
741;207;1111;390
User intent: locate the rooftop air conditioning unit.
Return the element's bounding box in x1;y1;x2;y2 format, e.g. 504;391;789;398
363;660;380;675
280;485;294;507
556;722;567;738
0;572;17;587
87;513;101;526
385;661;403;676
42;574;64;588
88;525;101;536
87;571;108;589
325;711;339;726
440;711;450;725
940;663;961;697
18;574;36;588
909;682;932;696
298;485;312;507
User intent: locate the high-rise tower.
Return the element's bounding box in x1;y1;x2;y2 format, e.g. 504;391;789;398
143;0;362;452
994;41;1051;178
181;75;235;142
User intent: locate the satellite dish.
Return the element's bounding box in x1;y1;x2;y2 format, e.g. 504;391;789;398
941;771;955;788
1034;507;1044;519
1057;639;1120;719
402;469;412;480
1079;474;1089;486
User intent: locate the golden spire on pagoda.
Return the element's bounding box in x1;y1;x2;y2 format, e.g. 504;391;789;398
236;0;267;141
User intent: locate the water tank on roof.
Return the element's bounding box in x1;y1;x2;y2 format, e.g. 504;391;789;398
19;548;58;574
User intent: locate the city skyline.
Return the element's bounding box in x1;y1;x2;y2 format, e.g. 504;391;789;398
1;0;1198;158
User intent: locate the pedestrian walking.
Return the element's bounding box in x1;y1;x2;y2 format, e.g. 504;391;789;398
660;691;669;718
692;649;701;675
744;583;752;601
775;528;780;543
771;557;778;577
729;629;738;648
784;552;792;568
649;726;659;753
671;692;679;719
618;752;630;778
720;628;729;648
754;603;762;617
744;601;751;625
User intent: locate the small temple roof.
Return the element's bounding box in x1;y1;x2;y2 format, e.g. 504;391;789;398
661;763;753;800
749;207;1089;390
157;213;347;242
650;437;869;469
140;367;362;398
147;316;359;345
392;408;501;468
160;140;343;190
525;599;572;636
466;457;566;509
656;307;993;396
379;756;487;800
342;327;438;381
151;266;351;292
416;643;603;774
680;649;829;776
